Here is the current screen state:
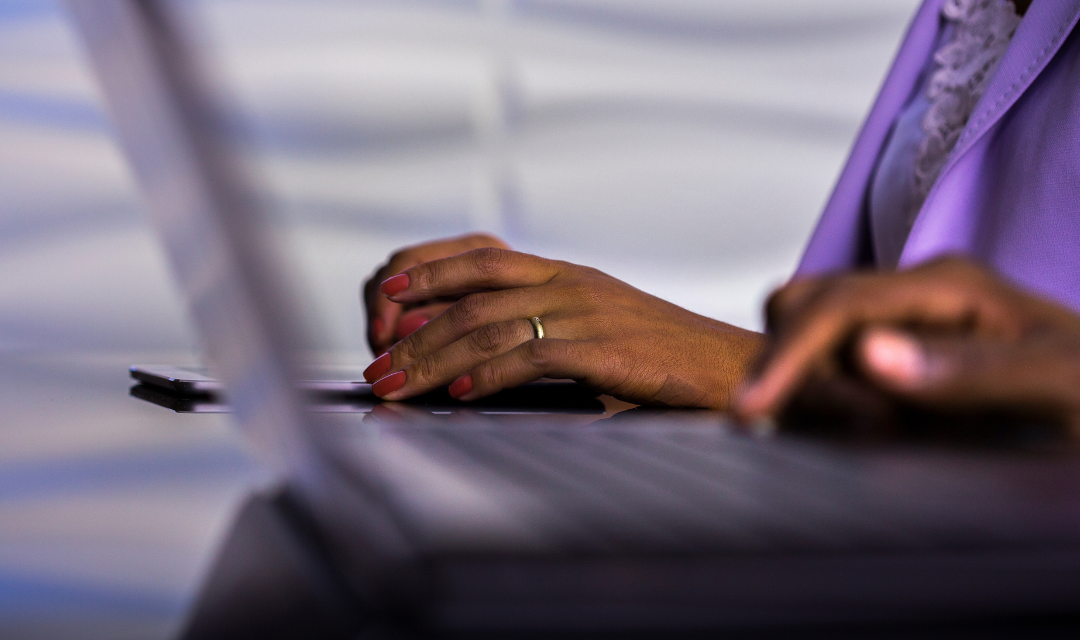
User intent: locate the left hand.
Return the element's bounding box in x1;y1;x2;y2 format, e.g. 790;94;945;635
360;247;764;408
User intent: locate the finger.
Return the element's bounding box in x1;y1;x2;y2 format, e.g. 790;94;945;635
362;288;542;383
367;252;438;350
367;266;419;353
857;328;1080;410
450;339;591;402
734;272;1016;421
394;303;452;341
384;287;555;377
365;234;509;352
395;311;429;341
372;318;538;401
364;274;399;352
735;281;885;422
382;248;561;304
763;275;832;334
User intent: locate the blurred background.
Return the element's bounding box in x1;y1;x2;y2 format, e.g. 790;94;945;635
0;0;921;354
0;2;921;636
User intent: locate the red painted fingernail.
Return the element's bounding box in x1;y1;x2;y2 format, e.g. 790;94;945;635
371;317;385;339
363;353;391;383
372;370;406;397
448;374;472;399
381;274;409;297
395;315;429;340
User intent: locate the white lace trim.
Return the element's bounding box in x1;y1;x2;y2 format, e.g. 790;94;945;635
912;0;1020;209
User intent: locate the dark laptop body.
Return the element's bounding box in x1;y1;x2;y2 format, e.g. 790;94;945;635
179;407;1080;637
65;1;1080;636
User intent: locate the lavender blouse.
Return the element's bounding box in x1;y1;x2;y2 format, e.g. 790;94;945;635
870;0;1020;269
798;0;1080;311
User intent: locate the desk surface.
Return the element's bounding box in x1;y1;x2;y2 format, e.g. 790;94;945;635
0;351;270;639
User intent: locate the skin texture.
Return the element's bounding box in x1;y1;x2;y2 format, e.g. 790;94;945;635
361;244;764;409
734;257;1080;429
363;233;511;354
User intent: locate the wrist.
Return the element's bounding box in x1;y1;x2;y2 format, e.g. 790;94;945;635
706;324;767;411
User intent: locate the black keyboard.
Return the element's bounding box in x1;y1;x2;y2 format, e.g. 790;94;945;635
333;414;1080;555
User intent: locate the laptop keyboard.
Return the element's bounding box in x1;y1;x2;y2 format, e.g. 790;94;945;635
333;414;1080;555
421;424;910;551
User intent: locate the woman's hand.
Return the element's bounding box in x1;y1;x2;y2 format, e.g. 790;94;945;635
734;257;1080;427
361;247;764;409
363;233;510;354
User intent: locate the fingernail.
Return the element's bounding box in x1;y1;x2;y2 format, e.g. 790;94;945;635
371;317;385;339
372;370;406;397
381;274;409;297
864;330;927;389
395;315;428;340
363;352;391;383
448;374;472;399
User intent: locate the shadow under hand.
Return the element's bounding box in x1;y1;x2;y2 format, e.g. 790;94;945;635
778;372;1074;451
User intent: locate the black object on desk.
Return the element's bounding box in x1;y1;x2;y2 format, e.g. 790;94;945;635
129;378;608;415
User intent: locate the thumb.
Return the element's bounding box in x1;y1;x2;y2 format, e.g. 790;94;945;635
856;327;1077;410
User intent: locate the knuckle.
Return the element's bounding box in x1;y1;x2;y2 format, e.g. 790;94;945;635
523;339;551;368
410;355;440;384
471;247;509;280
928;255;992;289
817;283;864;313
409;263;434;292
451;293;489;329
472;322;510;357
394;336;421;362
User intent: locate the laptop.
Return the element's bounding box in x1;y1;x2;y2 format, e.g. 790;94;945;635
66;1;1080;637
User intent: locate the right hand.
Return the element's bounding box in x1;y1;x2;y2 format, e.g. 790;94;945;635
363;233;510;354
734;257;1080;429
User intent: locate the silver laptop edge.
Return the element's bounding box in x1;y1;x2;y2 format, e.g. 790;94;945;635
63;0;421;601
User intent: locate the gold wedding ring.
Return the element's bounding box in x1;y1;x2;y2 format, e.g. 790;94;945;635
529;316;545;339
